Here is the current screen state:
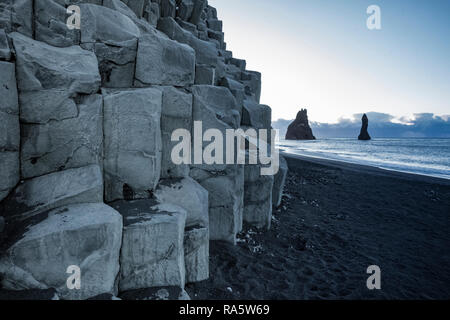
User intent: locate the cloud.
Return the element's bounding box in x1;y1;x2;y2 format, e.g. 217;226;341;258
273;112;450;138
353;112;395;123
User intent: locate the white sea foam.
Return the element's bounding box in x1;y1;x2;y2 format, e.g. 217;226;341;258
278;138;450;179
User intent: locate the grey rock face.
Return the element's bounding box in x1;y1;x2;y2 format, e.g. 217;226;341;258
0;165;103;221
104;0;156;33
155;177;209;228
160;0;176;18
10;32;101;94
19;90;76;124
0;61;19;201
184;226;209;283
207;19;222;32
94;41;137;87
0;203;123;300
160;86;192;179
208;29;225;49
220;77;245;113
272;155;288;208
244;163;274;230
177;18;198;37
191;87;238;171
224;62;242;81
34;0;80;47
242;100;272;130
208;38;221;50
9;33;103;180
0;28;10;60
190;85;243;243
20;94;103;179
189;0;207;25
80;3;140;44
197;22;207;33
0;0;33;36
177;0;194;21
179;288;192;300
80;3;140;87
135;28;195;86
144;1;160;26
155;177;209;283
103;0;138;20
241;70;261;103
158;17;218;67
220;49;232;63
230;58;246;71
0;61;19;117
103;88;162;202
192;85;241;136
109;199;186;291
0;153;19;202
0;0;279;299
195;65;216;85
120;0;146;17
205;5;218;20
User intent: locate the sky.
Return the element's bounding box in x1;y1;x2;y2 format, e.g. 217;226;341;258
273;112;450;138
209;0;450;123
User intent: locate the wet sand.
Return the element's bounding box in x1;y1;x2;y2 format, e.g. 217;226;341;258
186;154;450;300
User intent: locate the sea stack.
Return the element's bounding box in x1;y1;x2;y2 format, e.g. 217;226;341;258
286;109;316;140
358;114;371;140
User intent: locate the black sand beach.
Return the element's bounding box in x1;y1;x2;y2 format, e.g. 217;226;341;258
186;154;450;300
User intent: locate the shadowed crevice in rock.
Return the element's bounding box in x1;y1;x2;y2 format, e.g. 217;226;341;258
122;183;135;201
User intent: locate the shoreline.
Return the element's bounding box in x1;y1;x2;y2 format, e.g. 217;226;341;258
281;152;450;186
188;153;450;300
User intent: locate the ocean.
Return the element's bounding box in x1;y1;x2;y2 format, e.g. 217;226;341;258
277;138;450;180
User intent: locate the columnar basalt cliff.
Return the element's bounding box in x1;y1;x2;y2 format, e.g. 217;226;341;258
286;108;316;140
0;0;287;299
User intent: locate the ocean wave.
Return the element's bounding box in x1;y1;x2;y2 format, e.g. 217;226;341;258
277;138;450;180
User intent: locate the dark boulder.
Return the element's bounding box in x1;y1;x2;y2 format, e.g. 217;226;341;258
0;288;59;300
358;114;371;140
285;109;316;140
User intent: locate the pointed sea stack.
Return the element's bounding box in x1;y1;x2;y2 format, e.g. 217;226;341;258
285;109;316;140
358;114;371;140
